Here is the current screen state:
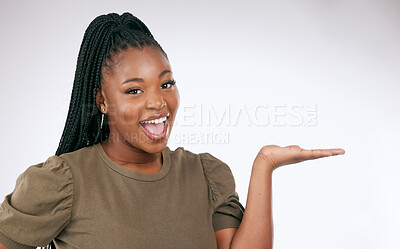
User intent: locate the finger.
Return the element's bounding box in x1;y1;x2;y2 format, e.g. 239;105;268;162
299;148;345;159
328;148;346;155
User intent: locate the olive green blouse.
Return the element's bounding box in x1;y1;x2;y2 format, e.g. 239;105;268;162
0;143;244;249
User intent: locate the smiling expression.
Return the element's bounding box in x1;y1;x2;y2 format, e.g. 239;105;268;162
96;45;180;154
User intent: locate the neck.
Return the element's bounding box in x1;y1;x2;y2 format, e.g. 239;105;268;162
100;140;162;172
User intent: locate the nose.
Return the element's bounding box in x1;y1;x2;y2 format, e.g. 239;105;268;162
145;93;166;110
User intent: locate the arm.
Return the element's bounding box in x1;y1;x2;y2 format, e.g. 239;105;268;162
215;228;237;249
0;242;8;249
229;156;274;249
215;145;345;249
214;156;273;249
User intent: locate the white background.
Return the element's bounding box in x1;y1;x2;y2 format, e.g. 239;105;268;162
0;0;399;248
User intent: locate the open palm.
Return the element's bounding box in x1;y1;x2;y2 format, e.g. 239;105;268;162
256;145;345;170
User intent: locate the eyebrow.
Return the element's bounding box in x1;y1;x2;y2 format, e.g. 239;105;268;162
121;69;172;85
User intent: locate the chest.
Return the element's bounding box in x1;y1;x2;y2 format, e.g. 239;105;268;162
56;166;217;249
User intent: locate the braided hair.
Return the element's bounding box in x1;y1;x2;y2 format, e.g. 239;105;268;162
46;12;167;248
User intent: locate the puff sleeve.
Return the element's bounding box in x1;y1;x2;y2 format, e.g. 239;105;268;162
200;152;245;232
0;155;74;249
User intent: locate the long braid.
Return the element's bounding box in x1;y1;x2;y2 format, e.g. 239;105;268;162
47;12;167;248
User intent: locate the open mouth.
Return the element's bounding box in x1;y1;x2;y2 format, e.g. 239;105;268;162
139;113;169;141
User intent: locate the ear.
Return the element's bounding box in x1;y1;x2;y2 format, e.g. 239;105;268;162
95;87;107;113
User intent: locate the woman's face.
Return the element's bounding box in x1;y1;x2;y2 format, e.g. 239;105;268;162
96;45;180;154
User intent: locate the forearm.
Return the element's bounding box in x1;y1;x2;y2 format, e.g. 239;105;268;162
230;157;274;249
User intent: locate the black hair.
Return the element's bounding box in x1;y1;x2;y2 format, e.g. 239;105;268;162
55;12;166;156
46;12;167;248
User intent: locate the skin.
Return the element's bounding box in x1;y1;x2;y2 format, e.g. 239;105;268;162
227;145;345;249
95;45;180;174
0;47;345;249
94;45;346;249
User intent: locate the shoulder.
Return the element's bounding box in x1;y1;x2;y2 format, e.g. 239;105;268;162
166;146;204;170
0;155;74;246
168;146;200;161
57;145;102;177
15;155;73;191
11;154;74;217
198;151;234;184
168;147;235;198
58;145;95;165
167;146;231;172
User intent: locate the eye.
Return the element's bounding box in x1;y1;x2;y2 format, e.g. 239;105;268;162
161;80;176;89
125;88;143;95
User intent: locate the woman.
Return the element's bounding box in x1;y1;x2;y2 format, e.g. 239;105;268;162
0;12;345;249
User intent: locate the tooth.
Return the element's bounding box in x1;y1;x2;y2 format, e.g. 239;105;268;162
141;116;167;124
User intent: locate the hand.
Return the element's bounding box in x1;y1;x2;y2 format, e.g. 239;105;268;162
255;145;345;171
